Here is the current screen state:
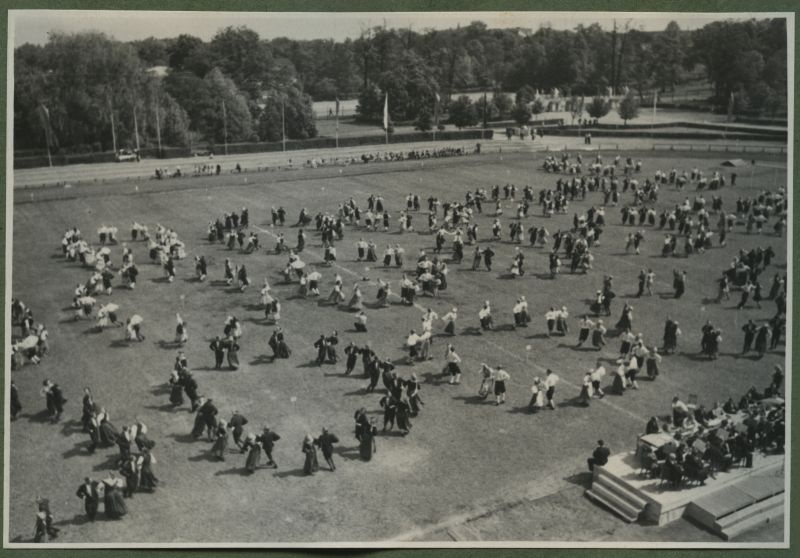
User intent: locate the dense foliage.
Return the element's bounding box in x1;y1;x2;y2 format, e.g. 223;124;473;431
14;18;787;152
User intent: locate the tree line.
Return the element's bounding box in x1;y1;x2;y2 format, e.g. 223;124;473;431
14;18;787;154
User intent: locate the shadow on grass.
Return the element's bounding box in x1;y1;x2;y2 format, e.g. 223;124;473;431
526;332;551;340
678;351;715;362
62;441;91;459
274;468;307;479
335;446;362;461
168;432;199;444
60;419;84;437
53;514;92;528
507;405;534;414
143;403;181;413
249;355;275;366
564;471;593;488
91;453;122;471
214;466;248;476
451;395;490;405
558;395;591;409
25;410;53;423
149;383;170;395
322;371;358;378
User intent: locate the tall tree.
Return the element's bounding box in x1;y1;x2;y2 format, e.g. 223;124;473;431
617;94;639;125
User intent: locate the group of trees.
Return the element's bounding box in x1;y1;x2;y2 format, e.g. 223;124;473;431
350;18;786;128
15;27;318;153
14;18;787;153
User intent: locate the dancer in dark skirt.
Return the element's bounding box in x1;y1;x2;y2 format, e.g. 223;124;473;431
211;421;229;461
302;435;320;475
138;448;158;492
241;434;262;473
102;473;127;519
169;370;184;406
359;418;378;461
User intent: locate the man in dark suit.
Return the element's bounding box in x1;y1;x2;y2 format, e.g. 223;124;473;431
314;428;340;471
209;336;225;369
76;478;100;521
183;373;200;411
228;411;248;449
258;427;281;468
587;439;611;471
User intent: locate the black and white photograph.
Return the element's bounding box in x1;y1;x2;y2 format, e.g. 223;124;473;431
3;8;793;548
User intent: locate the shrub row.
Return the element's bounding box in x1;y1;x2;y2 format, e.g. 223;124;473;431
14;129;493;169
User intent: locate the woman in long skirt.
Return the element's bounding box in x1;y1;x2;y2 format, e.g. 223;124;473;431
646;347;662;380
611;363;626;395
578;372;593;406
168;371;184;406
478;363;494;399
211;421;229;461
359;419;377;461
138;449;158;491
98;409;119;446
277;332;291;359
133;422;155;452
243;435;262;473
120;457;139;498
348;284;364;311
396;399;412;435
191;399;207;438
227;341;240;370
302;435;319;475
102;474;128;519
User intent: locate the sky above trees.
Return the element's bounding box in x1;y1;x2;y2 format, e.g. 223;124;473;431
12;10;761;45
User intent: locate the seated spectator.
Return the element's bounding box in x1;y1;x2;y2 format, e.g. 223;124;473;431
722;397;738;414
639;446;660;478
645;416;660;435
587;439;610;472
672;396;690;428
662;453;684;489
683;449;711;485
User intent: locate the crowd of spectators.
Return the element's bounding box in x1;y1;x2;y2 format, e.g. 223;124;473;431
637;365;784;489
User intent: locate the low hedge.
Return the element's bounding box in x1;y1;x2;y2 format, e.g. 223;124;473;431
14;129;493;169
542;128;784;142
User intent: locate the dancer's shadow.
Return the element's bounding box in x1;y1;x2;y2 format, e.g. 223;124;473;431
451;395;489;405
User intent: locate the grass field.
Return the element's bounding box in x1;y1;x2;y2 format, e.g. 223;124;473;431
7;150;787;544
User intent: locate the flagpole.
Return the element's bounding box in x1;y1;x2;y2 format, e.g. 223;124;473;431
155;99;162;158
222;99;228;156
433;93;439;143
40;105;53;167
281;95;286;153
383;92;389;146
652;90;656;142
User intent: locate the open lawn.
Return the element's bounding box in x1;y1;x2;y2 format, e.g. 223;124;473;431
7;150;787;544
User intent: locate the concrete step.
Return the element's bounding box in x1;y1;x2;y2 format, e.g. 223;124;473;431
586;483;642;522
717;494;785;540
595;467;650;509
722;505;784;540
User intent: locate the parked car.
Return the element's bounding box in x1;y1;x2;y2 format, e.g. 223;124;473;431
116;149;138;162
